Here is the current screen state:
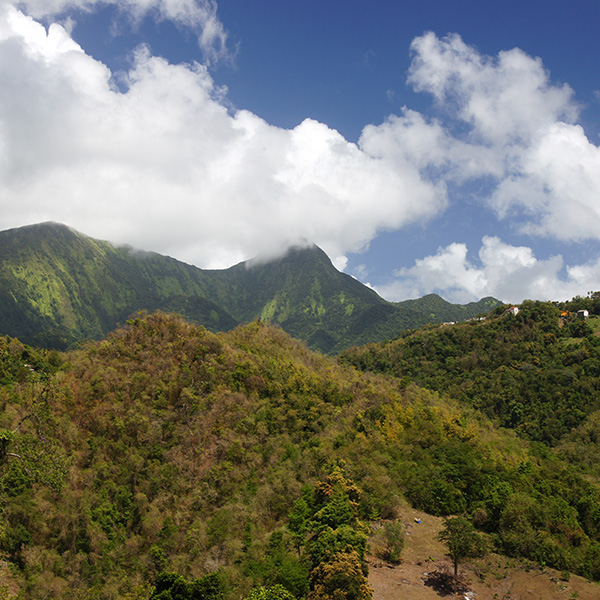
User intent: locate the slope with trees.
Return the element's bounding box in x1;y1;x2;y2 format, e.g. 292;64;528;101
1;313;600;598
340;299;600;445
0;222;499;353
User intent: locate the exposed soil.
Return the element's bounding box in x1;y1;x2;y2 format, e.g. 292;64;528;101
368;507;600;600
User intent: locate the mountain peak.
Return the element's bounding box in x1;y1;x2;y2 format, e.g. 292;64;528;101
8;221;76;234
1;221;85;246
243;242;329;270
0;222;501;353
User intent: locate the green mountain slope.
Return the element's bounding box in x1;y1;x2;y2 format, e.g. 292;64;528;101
0;222;235;348
3;313;600;599
0;222;500;352
340;299;600;445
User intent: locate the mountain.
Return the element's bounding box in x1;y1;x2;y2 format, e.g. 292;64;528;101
0;222;501;352
0;222;236;349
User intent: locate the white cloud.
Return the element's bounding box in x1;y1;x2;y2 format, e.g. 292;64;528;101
14;0;230;63
0;5;446;269
375;236;600;304
3;10;600;304
491;122;600;241
353;264;369;279
408;32;577;146
403;32;600;247
361;33;600;301
359;107;502;181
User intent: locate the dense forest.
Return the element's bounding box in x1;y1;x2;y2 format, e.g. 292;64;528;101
340;299;600;446
2;307;600;598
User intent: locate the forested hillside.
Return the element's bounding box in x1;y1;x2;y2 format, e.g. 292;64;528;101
2;312;600;599
341;300;600;445
0;222;499;353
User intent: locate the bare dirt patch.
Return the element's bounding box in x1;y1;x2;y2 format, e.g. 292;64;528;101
368;506;600;599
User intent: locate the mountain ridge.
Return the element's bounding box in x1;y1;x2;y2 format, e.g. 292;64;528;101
0;222;501;352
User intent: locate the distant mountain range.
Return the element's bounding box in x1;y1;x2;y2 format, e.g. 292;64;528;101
0;222;501;352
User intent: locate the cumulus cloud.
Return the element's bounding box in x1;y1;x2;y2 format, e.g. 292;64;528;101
375;236;600;304
364;32;600;237
359;108;502;181
2;9;600;304
408;32;577;145
356;32;600;303
0;5;446;268
404;32;600;244
491;122;600;240
14;0;230;63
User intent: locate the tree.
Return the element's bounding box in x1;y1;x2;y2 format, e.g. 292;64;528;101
150;571;225;600
0;399;70;492
304;468;370;571
311;468;362;532
307;524;368;570
245;585;295;600
307;550;372;600
378;521;405;564
288;468;372;598
437;517;486;577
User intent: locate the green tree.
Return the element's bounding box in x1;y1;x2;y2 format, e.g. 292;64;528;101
244;585;295;600
307;524;368;570
250;530;309;598
305;468;369;570
0;403;70;493
311;469;362;532
378;521;405;564
438;517;486;577
150;571;225;600
288;486;313;551
307;550;372;600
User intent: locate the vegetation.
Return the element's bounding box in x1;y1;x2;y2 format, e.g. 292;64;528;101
438;517;486;577
340;299;600;445
149;571;226;600
245;585;295;600
374;521;405;564
1;308;600;597
0;222;499;353
304;469;372;598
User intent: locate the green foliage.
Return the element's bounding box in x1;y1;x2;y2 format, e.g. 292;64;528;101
287;487;312;547
0;345;70;492
244;585;295;600
0;335;62;385
311;469;362;533
438;517;486;576
244;530;309;598
341;300;600;444
305;469;368;567
377;521;405;564
307;550;372;600
0;311;599;597
307;525;368;571
287;470;372;598
0;222;500;354
0;429;13;459
0;521;32;567
150;571;225;600
569;319;593;338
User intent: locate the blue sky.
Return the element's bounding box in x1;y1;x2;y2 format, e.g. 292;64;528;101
3;0;600;303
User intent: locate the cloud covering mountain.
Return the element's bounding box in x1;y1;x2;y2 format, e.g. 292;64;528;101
2;2;600;302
